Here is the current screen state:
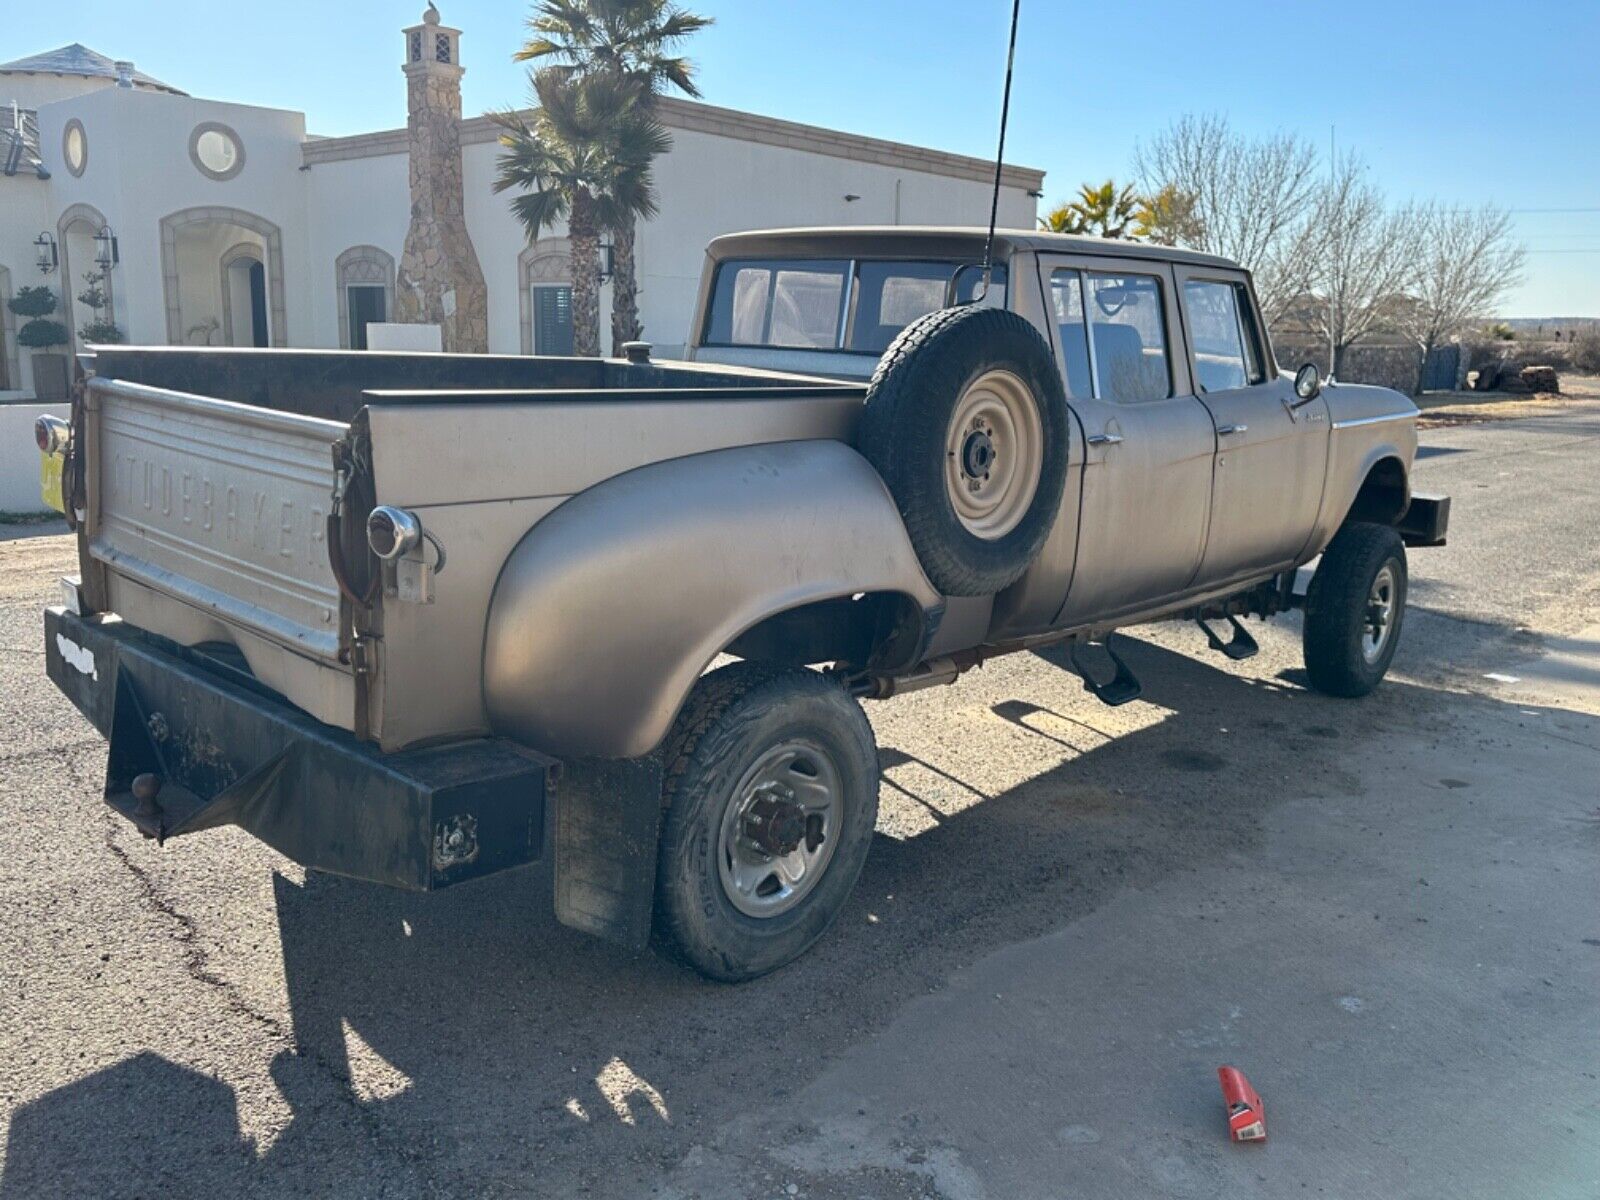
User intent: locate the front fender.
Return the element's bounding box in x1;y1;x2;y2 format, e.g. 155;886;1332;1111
483;440;940;759
1305;387;1418;555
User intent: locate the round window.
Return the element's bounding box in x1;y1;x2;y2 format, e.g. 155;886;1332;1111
63;120;88;177
189;123;245;180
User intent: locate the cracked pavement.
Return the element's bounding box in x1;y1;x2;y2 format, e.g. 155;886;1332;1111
2;395;1599;1199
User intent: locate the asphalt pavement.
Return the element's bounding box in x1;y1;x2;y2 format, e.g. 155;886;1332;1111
1;396;1597;1200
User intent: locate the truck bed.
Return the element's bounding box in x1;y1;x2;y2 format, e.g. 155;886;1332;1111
77;346;868;749
89;346;860;423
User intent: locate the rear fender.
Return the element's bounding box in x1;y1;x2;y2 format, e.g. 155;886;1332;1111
483;440;940;759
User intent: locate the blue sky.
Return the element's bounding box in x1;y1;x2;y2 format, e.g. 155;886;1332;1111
9;1;1596;315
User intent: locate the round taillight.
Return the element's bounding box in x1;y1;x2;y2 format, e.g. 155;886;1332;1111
366;506;421;561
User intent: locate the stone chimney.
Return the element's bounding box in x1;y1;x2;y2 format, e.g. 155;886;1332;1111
394;5;488;352
114;61;135;88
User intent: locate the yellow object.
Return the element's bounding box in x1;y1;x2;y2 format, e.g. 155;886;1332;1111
40;451;65;514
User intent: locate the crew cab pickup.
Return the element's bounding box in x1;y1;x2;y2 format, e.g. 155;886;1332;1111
39;227;1448;980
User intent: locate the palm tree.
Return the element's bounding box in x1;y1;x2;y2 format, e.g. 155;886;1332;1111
495;69;668;356
515;0;712;354
1041;180;1141;240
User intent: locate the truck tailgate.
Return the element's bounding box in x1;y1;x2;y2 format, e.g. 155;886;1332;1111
87;378;349;665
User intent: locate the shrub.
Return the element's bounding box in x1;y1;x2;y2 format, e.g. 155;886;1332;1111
78;320;124;345
7;285;58;320
1570;327;1600;374
17;319;69;348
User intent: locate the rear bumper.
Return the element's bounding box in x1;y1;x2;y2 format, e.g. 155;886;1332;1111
44;607;554;891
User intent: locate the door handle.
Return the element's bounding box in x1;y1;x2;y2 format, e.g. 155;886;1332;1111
1086;432;1124;446
1216;423;1248;436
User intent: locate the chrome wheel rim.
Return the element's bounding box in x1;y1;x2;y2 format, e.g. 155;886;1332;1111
1362;564;1397;664
945;369;1043;540
717;740;843;919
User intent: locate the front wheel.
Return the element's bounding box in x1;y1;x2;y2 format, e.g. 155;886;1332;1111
654;662;880;982
1303;523;1408;697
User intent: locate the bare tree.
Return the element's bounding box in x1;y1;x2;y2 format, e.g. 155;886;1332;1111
1294;153;1423;378
1133;113;1320;319
1395;204;1525;392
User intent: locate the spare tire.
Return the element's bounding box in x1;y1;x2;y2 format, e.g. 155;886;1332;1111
859;305;1069;596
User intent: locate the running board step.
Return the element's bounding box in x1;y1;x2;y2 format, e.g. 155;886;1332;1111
1069;635;1143;707
1195;615;1259;661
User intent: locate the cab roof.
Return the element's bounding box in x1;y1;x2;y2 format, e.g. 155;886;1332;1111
705;226;1242;272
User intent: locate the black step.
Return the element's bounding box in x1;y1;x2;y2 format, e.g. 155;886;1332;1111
1069;635;1143;706
1196;615;1259;661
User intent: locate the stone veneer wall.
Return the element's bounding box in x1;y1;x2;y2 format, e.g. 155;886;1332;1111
394;36;487;353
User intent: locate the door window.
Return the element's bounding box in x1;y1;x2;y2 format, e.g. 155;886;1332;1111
532;285;574;355
1085;272;1171;402
346;284;386;351
1183;279;1266;392
1049;269;1094;398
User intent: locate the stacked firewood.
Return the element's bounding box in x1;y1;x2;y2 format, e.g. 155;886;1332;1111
1470;361;1560;394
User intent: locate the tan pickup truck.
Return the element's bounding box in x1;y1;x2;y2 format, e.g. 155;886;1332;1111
38;226;1447;980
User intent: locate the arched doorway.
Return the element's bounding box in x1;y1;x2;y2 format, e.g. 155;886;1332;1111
159;207;286;347
335;245;396;350
57;203;113;348
220;243;269;348
0;264;19;391
518;237;574;356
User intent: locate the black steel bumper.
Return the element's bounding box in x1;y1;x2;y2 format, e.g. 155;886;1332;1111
44;607;555;891
1400;491;1451;548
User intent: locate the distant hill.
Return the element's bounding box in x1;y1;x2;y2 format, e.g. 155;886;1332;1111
1500;317;1599;336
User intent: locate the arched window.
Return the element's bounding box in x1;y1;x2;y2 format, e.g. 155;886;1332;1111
58;203;112;348
335;246;397;350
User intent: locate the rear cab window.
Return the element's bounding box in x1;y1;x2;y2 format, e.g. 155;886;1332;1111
703;258;1007;355
1182;278;1267;392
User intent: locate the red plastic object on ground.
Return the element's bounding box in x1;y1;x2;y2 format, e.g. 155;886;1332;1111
1217;1066;1266;1142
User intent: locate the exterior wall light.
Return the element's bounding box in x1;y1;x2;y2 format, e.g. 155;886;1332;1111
94;226;120;271
34;232;58;274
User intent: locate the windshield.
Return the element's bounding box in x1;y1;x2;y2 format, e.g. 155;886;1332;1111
702;258;1007;353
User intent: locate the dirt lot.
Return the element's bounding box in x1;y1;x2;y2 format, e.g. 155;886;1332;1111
1;398;1598;1199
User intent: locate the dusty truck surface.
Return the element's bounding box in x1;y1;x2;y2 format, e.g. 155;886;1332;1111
37;226;1449;981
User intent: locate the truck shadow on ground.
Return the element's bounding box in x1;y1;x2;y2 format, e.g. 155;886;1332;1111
6;620;1592;1197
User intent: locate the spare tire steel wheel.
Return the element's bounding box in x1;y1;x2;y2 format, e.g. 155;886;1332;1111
860;305;1069;596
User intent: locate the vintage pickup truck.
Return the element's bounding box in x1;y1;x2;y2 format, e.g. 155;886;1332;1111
37;227;1447;980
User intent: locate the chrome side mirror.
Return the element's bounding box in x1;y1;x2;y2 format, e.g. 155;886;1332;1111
1293;363;1323;405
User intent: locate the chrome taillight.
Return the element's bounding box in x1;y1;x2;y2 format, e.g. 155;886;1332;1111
366;506;421;561
35;415;71;455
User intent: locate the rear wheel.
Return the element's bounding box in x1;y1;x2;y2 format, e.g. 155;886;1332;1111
654;662;880;982
1303;523;1407;697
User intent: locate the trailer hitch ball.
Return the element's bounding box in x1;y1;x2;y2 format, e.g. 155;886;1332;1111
130;772;163;820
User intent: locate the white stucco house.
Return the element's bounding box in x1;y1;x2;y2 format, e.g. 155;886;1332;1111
0;10;1043;405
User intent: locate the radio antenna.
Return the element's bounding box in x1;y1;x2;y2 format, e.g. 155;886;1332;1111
975;0;1022;303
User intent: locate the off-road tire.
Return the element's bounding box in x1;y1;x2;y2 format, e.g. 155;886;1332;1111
653;662;880;982
859;305;1069;596
1303;522;1408;697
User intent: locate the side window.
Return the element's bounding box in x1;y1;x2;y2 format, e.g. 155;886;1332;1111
1049;268;1094;399
1182;279;1267;392
1085;272;1171;402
